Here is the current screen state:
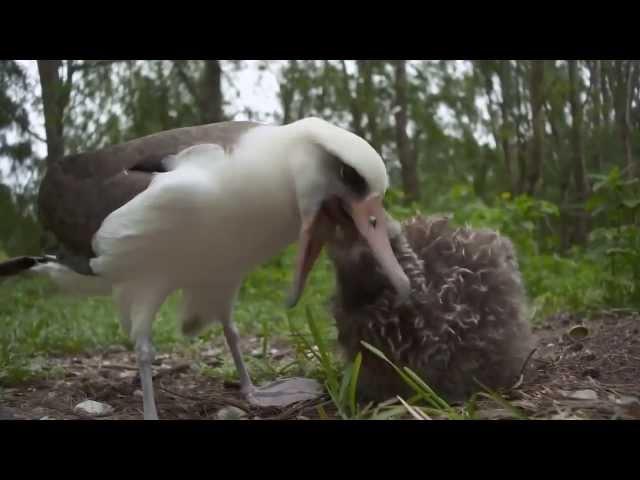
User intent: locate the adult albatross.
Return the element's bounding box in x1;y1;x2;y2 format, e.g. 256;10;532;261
0;117;410;419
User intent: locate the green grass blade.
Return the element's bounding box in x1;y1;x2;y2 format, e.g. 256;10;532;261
348;352;362;417
401;366;452;411
338;363;352;406
360;341;432;401
370;405;409;420
472;378;528;420
305;306;338;388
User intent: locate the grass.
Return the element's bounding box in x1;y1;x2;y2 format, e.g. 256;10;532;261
2;186;637;418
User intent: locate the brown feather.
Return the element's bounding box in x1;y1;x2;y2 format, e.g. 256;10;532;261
327;214;534;404
37;121;259;260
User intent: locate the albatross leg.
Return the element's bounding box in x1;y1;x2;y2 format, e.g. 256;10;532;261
222;317;323;408
136;335;158;420
115;282;169;420
222;320;255;395
214;291;323;409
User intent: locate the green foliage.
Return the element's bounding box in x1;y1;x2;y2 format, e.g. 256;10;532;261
0;184;42;256
587;166;640;225
420;179;640;321
433;182;561;255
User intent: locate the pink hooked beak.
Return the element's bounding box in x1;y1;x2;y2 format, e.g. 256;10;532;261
286;194;411;308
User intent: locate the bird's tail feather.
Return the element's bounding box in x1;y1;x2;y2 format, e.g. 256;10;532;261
0;255;112;296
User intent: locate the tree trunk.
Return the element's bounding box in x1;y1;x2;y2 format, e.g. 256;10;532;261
279;60;298;124
496;61;516;194
610;61;634;177
199;60;224;123
606;61;634;176
601;61;614;162
37;60;68;162
477;61;511;192
513;61;528;195
340;60;364;138
568;60;588;244
357;60;382;152
621;61;639;178
393;60;420;203
527;60;545;195
588;60;603;171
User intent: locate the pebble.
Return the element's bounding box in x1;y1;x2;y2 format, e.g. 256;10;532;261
216;406;248;420
74;400;114;417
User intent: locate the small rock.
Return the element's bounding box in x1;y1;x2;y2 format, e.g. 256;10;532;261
40;416;55;420
217;406;248;420
74;400;114;417
582;350;597;361
133;389;143;398
563;389;598;401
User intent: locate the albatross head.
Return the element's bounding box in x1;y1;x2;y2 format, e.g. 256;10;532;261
284;117;410;308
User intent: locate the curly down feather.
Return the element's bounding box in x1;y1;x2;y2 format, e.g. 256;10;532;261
327;215;535;404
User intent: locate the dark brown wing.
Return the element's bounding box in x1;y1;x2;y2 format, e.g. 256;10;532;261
38;121;260;259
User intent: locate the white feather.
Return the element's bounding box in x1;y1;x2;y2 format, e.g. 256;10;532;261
30;262;112;296
90;130;300;335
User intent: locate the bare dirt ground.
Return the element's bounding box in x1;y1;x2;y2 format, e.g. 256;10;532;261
1;311;639;420
509;310;640;420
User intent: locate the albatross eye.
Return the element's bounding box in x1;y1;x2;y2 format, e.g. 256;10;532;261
339;163;367;197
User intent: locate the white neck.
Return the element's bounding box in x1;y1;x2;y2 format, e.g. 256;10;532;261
195;123;309;279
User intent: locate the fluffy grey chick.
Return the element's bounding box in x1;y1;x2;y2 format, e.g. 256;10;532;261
326;214;534;404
